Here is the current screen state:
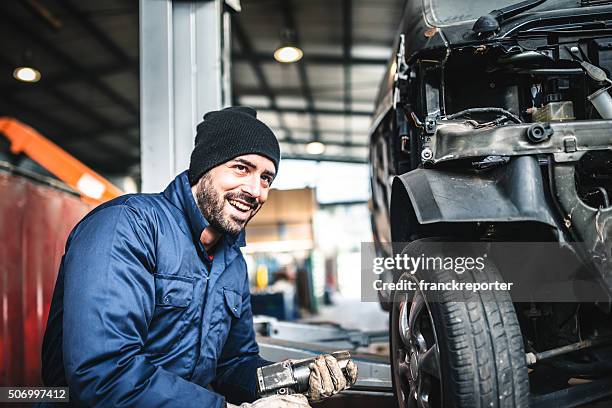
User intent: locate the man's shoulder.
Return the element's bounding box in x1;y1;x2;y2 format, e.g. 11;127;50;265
78;193;171;228
119;193;167;210
68;193;175;242
96;192;165;213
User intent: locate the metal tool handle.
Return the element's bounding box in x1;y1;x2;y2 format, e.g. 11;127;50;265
291;351;352;394
256;351;352;397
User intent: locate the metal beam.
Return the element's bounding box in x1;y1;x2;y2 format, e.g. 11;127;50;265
140;0;230;191
235;85;379;99
281;154;366;164
46;88;121;131
271;126;368;137
252;106;373;116
279;0;320;140
231;17;275;104
231;15;292;139
343;0;352;144
56;0;138;76
0;95;137;163
63;152;138;175
0;99;138;148
279;139;367;148
59;144;138;174
20;0;63;31
84;123;139;139
0;5;139;118
85;160;137;175
232;53;387;66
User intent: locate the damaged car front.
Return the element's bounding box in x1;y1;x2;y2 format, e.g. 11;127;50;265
369;0;612;406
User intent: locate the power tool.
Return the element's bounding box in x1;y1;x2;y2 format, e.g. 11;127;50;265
256;351;353;397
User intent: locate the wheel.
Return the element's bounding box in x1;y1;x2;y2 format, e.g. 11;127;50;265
389;239;529;408
378;287;392;311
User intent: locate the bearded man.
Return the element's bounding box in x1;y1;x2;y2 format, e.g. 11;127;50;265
40;107;356;407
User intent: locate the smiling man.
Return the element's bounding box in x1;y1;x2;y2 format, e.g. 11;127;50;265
194;154;273;239
40;107;355;407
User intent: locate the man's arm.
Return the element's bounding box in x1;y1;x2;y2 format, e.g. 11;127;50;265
212;269;271;404
62;204;225;408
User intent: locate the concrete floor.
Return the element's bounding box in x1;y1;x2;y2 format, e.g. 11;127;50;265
301;294;388;332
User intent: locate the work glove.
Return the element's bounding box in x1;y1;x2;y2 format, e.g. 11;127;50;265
307;354;358;402
227;394;311;408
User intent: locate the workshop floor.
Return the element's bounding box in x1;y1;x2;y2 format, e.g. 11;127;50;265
302;294;388;332
300;294;390;356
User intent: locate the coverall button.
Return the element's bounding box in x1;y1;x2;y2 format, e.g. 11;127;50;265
163;295;171;304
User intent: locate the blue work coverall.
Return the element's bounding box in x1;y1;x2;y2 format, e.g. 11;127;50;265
41;171;270;407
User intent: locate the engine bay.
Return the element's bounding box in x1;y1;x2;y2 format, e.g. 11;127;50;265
411;30;612;210
444;34;612;123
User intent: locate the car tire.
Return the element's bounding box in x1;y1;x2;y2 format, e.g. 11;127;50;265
389;238;529;408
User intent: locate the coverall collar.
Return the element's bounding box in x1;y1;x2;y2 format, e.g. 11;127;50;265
163;171;246;249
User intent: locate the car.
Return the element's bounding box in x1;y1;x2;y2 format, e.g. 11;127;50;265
368;0;612;406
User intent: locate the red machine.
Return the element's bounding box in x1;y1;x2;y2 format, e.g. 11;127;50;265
0;118;124;386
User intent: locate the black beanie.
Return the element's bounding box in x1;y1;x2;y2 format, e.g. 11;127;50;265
188;106;280;185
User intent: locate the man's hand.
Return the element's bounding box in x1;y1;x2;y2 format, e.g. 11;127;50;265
228;394;311;408
307;355;358;402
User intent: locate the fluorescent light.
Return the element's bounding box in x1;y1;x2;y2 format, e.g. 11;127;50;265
76;173;105;199
274;45;303;63
13;66;41;83
306;141;326;155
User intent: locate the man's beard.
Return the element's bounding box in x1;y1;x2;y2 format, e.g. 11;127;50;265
195;173;260;236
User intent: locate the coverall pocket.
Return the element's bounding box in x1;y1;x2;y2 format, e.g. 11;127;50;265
154;274;194;307
223;288;242;318
209;288;243;355
145;274;195;354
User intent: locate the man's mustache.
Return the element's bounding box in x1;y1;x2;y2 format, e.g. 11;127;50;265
225;192;260;211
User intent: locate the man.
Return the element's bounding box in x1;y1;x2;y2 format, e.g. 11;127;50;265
41;107;357;407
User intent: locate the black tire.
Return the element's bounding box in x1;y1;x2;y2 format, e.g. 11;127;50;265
389;239;529;408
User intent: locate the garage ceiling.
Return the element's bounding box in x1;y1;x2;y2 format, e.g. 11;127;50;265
0;0;403;178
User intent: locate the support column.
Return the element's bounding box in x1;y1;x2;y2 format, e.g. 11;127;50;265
140;0;232;192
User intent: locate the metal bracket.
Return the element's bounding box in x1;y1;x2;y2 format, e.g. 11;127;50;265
563;136;577;153
400;136;411;153
393;34;410;109
424;115;437;135
224;0;241;12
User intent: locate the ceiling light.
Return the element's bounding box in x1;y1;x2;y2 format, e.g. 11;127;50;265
274;28;303;63
13;66;41;83
306;141;326;155
274;45;303;63
13;50;41;83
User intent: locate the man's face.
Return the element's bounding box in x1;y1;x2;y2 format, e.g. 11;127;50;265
194;154;275;236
